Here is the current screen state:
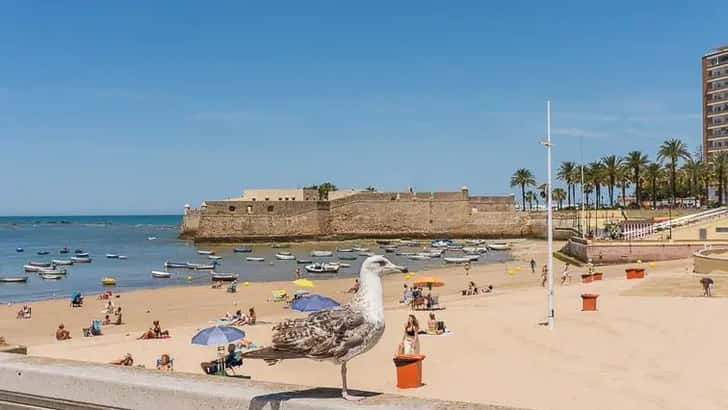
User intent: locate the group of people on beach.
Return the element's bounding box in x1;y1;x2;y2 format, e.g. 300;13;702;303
137;320;171;340
398;312;448;355
223;307;256;326
462;281;493;296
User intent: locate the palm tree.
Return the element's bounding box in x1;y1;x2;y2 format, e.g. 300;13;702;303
317;182;338;200
625;151;649;207
682;158;703;205
601;155;622;207
617;163;631;207
510;168;536;211
657;138;691;205
570;166;583;207
557;161;577;207
644;162;663;209
588;161;605;208
525;191;537;210
711;152;728;205
553;188;567;209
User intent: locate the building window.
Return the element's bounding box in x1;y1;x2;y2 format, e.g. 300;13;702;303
265;198;269;201
267;206;274;212
278;197;282;201
246;206;253;214
252;198;256;201
228;206;236;212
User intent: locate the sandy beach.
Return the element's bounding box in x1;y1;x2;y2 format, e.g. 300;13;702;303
3;239;728;410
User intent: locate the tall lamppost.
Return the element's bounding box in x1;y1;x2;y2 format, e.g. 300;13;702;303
543;100;555;329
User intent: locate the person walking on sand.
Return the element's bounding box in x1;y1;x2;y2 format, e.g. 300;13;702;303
295;267;301;279
530;258;536;274
541;264;548;287
560;263;571;285
464;262;471;276
700;277;714;297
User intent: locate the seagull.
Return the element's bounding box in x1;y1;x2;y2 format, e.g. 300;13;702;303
241;255;406;400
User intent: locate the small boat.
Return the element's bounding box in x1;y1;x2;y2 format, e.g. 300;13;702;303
375;240;392;245
16;248;24;253
246;257;265;262
431;239;453;248
384;248;396;253
399;240;419;247
29;261;52;267
304;263;340;273
380;244;398;250
395;251;416;256
197;250;215;255
358;252;374;257
210;272;238;281
59;247;70;254
352;247;370;252
488;242;511;251
233;247;252;253
188;263;216;270
37;250;50;255
311;250;334;257
271;243;290;249
101;277;117;286
24;265;45;272
70;256;92;263
208;255;223;260
75;252;89;257
106;254;120;259
51;258;74;265
74;249;85;254
118;255;128;260
337;248;353;253
164;261;190;269
0;276;28;283
151;271;171;279
466;254;480;261
41;274;64;280
444;257;472;264
339;254;358;260
297;259;313;264
408;255;430;261
329;262;351;268
277;251;292;255
465;239;486;245
275;253;296;260
38;268;67;275
147;236;157;241
447;244;464;250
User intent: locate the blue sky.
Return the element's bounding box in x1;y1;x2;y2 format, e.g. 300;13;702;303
1;1;726;215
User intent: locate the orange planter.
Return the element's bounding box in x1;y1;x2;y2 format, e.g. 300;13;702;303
393;354;426;388
581;293;599;311
625;268;645;280
592;272;603;281
581;274;593;283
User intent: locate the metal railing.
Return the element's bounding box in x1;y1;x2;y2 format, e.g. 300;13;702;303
620;207;728;240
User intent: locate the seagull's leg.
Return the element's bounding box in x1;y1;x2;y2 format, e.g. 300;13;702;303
341;362;363;401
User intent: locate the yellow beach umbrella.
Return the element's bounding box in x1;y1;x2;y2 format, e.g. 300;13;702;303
413;276;445;289
243;281;250;287
404;273;413;280
292;278;315;288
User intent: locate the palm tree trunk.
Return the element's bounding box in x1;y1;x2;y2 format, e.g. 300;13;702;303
671;162;677;205
520;183;526;212
652;178;657;210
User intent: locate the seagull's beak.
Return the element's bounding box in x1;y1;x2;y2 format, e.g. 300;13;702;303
384;262;407;274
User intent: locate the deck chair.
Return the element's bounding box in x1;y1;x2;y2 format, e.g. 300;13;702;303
70;293;84;307
430;295;440;309
83;320;102;337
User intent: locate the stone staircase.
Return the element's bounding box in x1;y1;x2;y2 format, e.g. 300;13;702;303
621;207;728;240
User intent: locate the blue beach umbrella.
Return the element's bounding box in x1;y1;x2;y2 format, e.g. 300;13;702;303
291;294;340;312
191;326;246;346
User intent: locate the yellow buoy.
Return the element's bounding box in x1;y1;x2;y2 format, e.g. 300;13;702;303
101;277;116;286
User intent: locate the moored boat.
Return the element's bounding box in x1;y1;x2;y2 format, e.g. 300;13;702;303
296;259;313;264
375;240;392;245
208;255;223;260
38;268;67;275
51;259;73;265
70;256;92;263
152;271;172;279
188;263;216;270
337;248;353;253
311;250;334;257
233;247;252;253
164;261;190;269
118;255;128;260
24;265;45;272
245;257;265;262
210;272;238;281
444;256;472;264
40;274;64;280
75;252;89;257
16;248;24;253
304;263;340;273
358;251;374;257
37;250;49;255
275;253;296;260
29;261;51;267
352;246;370;252
339;254;358;260
197;250;215;255
271;243;290;249
59;247;70;254
74;249;84;254
0;276;28;283
408;255;430;261
487;242;511;251
106;254;119;259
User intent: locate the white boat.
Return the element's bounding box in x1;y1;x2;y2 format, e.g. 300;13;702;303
431;240;451;248
40;274;64;280
408;255;430;261
147;236;157;241
197;250;215;255
75;252;89;257
466;254;480;261
337;248;354;253
188;263;216;270
29;261;51;267
106;254;119;259
0;276;28;283
275;253;296;260
311;250;334;257
246;257;265;262
39;268;67;275
24;265;45;272
210;272;238;281
208;255;223;260
118;255;128;260
465;239;486;245
395;251;416;256
399;240;419;247
271;243;290;249
152;271;171;279
488;242;511;251
164;261;190;269
304;263;340;273
444;257;472;264
358;251;374;257
70;256;92;263
52;259;74;265
352;247;370;252
328;262;351;268
416;252;438;258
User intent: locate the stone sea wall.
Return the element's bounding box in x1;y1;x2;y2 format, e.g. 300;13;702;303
181;190;560;242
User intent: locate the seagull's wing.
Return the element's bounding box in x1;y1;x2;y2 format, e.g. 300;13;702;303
242;304;374;361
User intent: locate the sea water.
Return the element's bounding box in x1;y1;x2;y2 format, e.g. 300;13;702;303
0;215;511;303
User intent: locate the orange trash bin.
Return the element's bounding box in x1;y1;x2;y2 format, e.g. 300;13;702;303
625;268;645;280
592;272;603;281
581;274;593;283
581;293;599;311
393;354;425;388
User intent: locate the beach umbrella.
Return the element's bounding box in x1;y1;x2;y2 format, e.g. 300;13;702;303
191;326;246;346
292;278;315;288
413;276;445;290
291;294;340;312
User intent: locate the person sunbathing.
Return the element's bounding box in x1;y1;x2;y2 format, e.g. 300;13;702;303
152;320;169;338
113;307;123;325
482;285;494;294
56;324;71;340
16;305;31;319
110;353;134;366
200;344;242;375
157;354;173;371
248;307;256;325
102;315;111;325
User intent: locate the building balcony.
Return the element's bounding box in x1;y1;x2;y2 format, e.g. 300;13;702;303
707;73;728;82
708;85;728;94
707;95;728;105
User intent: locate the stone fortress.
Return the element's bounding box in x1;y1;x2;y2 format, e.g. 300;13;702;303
180;186;551;242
